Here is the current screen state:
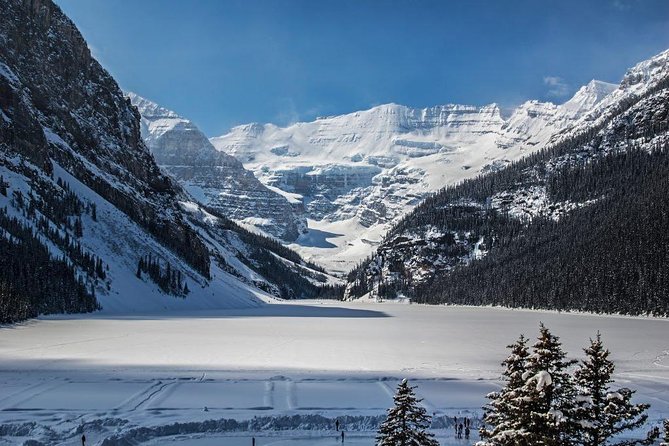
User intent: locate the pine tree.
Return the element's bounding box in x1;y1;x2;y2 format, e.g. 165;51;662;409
479;334;533;446
574;333;659;446
73;217;83;238
376;379;439;446
521;323;578;446
661;419;669;446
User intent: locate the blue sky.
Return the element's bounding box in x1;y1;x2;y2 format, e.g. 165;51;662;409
55;0;669;136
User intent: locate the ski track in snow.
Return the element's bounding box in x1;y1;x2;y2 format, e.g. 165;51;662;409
0;301;667;445
653;350;669;368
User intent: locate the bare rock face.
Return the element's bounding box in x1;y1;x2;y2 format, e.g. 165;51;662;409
0;0;213;275
129;93;306;242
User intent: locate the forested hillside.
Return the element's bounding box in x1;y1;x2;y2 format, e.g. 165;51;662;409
346;52;669;316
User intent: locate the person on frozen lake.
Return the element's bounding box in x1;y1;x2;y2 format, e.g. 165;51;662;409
81;434;86;446
336;419;340;431
341;430;345;443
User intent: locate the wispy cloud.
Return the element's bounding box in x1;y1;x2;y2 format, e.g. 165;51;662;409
543;76;570;98
273;97;301;126
612;0;634;11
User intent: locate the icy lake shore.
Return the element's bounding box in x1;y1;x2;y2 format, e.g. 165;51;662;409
0;301;667;445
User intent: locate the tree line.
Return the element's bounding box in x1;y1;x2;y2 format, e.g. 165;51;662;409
0;172;104;323
345;74;669;316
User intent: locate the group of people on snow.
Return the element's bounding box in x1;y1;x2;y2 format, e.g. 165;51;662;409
453;416;471;440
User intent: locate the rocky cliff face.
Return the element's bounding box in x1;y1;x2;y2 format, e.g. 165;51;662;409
210;82;616;272
128;93;305;241
0;0;330;320
0;0;215;276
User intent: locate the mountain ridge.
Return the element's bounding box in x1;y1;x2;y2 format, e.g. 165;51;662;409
343;48;669;315
128;92;306;242
207;79;616;272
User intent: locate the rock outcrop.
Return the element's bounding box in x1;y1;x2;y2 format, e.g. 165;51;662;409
129;93;305;241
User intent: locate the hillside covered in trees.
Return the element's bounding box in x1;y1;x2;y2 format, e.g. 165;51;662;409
346;51;669;316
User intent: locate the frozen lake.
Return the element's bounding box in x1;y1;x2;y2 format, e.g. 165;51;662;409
0;301;667;445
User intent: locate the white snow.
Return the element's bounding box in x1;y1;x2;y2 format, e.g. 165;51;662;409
534;371;553;390
0;61;19;85
46;162;269;313
606;391;624;401
288;218;389;275
209;83;617;271
0;302;667;445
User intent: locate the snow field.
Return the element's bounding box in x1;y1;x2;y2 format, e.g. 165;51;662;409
141;431;475;446
0;376;493;415
0;301;667;444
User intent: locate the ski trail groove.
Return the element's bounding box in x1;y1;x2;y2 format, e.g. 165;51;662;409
131;380;174;411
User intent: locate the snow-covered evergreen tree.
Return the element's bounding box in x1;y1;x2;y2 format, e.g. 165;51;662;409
573;333;658;446
521;323;578;446
376;379;439;446
661;419;669;446
479;334;533;445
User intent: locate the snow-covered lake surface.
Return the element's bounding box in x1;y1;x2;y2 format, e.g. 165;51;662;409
0;301;667;445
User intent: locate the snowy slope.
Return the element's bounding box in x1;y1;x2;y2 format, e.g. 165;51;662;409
210;82;616;272
129;93;306;242
549;49;669;145
0;0;329;318
343;48;669;310
4;161;271;313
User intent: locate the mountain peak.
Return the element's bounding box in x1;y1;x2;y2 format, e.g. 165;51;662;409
621;48;669;89
585;79;617;91
559;79;616;118
127;92;181;120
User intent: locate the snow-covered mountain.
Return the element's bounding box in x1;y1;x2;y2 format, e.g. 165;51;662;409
128;93;306;242
344;48;669;315
0;0;329;321
210;80;616;273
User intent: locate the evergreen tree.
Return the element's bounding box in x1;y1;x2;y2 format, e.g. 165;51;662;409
376;379;439;446
73;217;83;238
95;258;105;279
479;334;533;446
521;323;578;446
574;333;658;446
661;419;669;446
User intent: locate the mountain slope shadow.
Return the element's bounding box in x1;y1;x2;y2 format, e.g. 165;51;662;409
295;228;343;248
47;304;391;321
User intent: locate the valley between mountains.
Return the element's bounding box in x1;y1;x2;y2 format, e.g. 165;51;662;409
1;1;669;445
